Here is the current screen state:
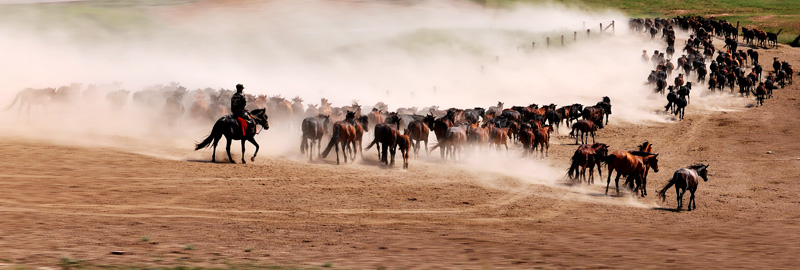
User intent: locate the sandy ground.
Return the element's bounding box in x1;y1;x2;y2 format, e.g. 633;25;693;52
2;40;800;269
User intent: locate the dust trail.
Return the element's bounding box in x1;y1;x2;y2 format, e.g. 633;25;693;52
0;1;745;208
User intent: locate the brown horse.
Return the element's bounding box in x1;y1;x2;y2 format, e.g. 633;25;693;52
567;143;610;183
604;150;659;196
350;115;370;159
396;130;412;169
570;120;597;144
406;119;430;158
428;126;467;161
517;124;536;157
533;125;553;158
425;114;454;159
321;119;357;165
487;123;509;154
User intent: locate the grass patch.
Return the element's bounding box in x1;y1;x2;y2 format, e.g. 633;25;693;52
184;245;196;251
475;0;800;44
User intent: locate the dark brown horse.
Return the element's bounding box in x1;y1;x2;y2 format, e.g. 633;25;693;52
570;119;597;144
300;115;330;161
658;164;710;211
364;114;401;166
425;113;455;159
567;143;610;183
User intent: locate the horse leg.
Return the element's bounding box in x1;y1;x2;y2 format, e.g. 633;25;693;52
342;141;349;163
211;134;222;163
605;167;614;194
226;138;235;163
248;137;259;162
308;140;315;161
614;173;622;195
689;189;696;210
677;188;686;210
545;143;549;157
424;139;429;156
390;144;396;166
240;140;247;164
334;141;340;165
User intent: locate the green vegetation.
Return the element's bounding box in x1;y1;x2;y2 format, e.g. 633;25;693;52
184;245;196;251
476;0;800;43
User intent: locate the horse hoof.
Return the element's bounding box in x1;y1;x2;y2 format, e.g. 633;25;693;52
251;157;256;162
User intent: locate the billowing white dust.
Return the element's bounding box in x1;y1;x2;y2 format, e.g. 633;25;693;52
0;0;741;207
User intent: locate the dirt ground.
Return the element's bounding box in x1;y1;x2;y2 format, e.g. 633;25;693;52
2;41;800;269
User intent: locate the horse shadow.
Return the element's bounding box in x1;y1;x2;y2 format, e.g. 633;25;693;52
652;207;681;212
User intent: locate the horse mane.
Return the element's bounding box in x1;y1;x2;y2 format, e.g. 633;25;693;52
628;151;654;156
687;163;707;170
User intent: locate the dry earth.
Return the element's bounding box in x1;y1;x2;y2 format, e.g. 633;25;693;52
1;37;800;269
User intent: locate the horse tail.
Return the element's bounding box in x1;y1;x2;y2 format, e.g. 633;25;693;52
321;124;340;158
427;142;441;154
4;92;21;111
195;120;222;151
657;176;676;202
567;151;580;179
364;129;379;151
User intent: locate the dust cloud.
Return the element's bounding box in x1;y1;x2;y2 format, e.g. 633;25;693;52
0;0;739;204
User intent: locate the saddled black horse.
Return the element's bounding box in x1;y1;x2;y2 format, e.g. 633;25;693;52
195;108;270;163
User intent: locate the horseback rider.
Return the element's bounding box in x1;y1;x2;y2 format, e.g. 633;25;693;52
231;84;252;136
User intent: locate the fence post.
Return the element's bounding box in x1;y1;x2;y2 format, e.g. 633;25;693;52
532;41;535;49
561;35;564;46
600;23;603;33
574;31;577;41
587;29;591;37
547;37;550;48
612;20;615;34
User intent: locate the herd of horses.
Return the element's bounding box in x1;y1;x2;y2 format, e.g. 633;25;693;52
13;16;796;211
638;16;794;116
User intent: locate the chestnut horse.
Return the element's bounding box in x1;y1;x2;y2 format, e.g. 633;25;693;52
321;118;357;165
396;130;412;169
604;150;659;196
406;119;430;158
533;125;553;158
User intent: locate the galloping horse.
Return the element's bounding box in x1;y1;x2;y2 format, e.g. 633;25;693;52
658;164;710;211
195;109;270;163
